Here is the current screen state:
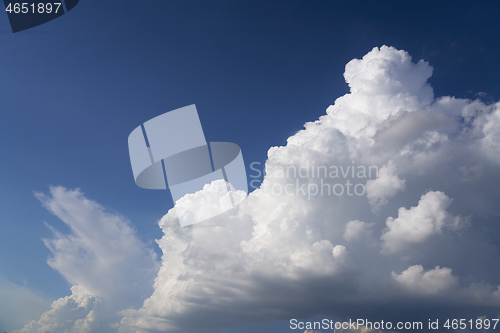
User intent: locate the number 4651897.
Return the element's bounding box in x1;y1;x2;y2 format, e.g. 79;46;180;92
5;2;62;14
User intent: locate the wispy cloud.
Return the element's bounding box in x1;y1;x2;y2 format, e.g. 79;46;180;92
15;187;159;332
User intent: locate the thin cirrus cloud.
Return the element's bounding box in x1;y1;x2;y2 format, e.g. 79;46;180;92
18;46;500;332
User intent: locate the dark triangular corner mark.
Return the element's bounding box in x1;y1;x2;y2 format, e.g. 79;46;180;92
64;0;78;11
3;0;79;33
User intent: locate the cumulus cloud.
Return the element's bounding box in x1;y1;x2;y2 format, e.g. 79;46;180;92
118;193;351;333
380;191;468;254
392;265;458;295
365;161;405;210
480;106;500;163
117;46;500;332
22;46;500;332
17;286;100;333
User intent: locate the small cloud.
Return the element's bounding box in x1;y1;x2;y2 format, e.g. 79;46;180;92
380;191;468;254
343;220;374;242
16;286;99;333
365;162;405;210
392;265;458;295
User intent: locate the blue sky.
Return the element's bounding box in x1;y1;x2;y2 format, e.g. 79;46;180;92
1;1;500;332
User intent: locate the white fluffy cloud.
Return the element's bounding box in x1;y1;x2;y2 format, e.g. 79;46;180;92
117;46;500;332
392;265;458;295
17;286;100;333
381;191;468;254
365;161;405;210
480;106;500;163
21;46;500;332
